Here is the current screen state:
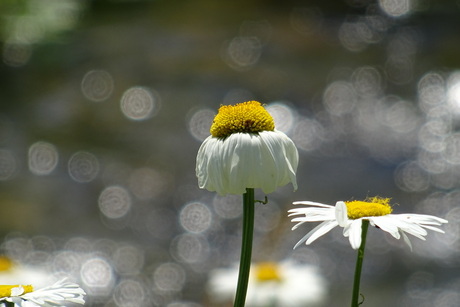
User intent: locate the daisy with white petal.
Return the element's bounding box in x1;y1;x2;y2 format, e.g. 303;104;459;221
196;100;298;196
207;261;327;307
289;196;447;250
289;196;447;307
0;278;86;307
0;257;53;289
196;101;299;307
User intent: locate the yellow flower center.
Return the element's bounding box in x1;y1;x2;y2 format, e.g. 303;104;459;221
345;196;393;219
0;285;34;298
254;262;282;283
210;101;275;138
0;257;14;272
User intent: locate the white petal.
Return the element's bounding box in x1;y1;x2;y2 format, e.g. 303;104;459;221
348;220;363;249
288;206;335;215
293;220;338;249
196;136;213;188
225;134;257;194
291;220;308;231
289;205;336;231
421;225;445;233
396;213;448;225
400;231;413;251
292;201;334;208
10;286;25;296
369;216;401;239
305;220;339;245
289;208;336;222
258;130;299;192
342;223;351;237
196;136;239;195
290;214;336;223
335;201;348;227
390;216;429;240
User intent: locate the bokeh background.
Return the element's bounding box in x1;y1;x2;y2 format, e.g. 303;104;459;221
0;0;459;306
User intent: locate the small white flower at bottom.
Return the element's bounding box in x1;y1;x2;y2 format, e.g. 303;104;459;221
289;198;448;250
207;260;327;307
0;279;86;307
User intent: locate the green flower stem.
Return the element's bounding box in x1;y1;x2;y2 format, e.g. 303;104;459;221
4;302;15;307
351;219;370;307
234;188;255;307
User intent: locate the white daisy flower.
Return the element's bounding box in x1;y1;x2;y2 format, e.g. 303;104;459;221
196;101;298;196
0;278;86;307
0;257;54;289
207;261;327;307
289;196;448;250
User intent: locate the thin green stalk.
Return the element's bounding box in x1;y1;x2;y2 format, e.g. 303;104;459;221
351;219;370;307
234;188;255;307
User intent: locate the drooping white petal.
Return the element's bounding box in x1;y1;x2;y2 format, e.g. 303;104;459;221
291;220;308;231
369;216;401;239
258;130;299;192
227;133;265;193
390;216;429;240
196;136;231;194
347;219;363;249
293;220;339;249
400;231;413;251
305;220;340;245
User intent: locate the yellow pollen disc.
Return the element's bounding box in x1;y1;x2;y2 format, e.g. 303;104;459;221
0;285;33;298
210;101;275;138
254;262;282;283
345;196;392;219
0;257;14;272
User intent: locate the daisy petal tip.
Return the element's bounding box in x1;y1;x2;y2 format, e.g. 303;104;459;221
292;201;307;206
293;241;305;250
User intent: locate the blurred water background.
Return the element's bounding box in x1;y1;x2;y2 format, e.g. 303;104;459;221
0;0;459;306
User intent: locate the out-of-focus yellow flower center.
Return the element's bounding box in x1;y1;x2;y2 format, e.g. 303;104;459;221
210;101;275;138
0;257;14;272
0;285;33;298
345;196;393;219
254;262;282;283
